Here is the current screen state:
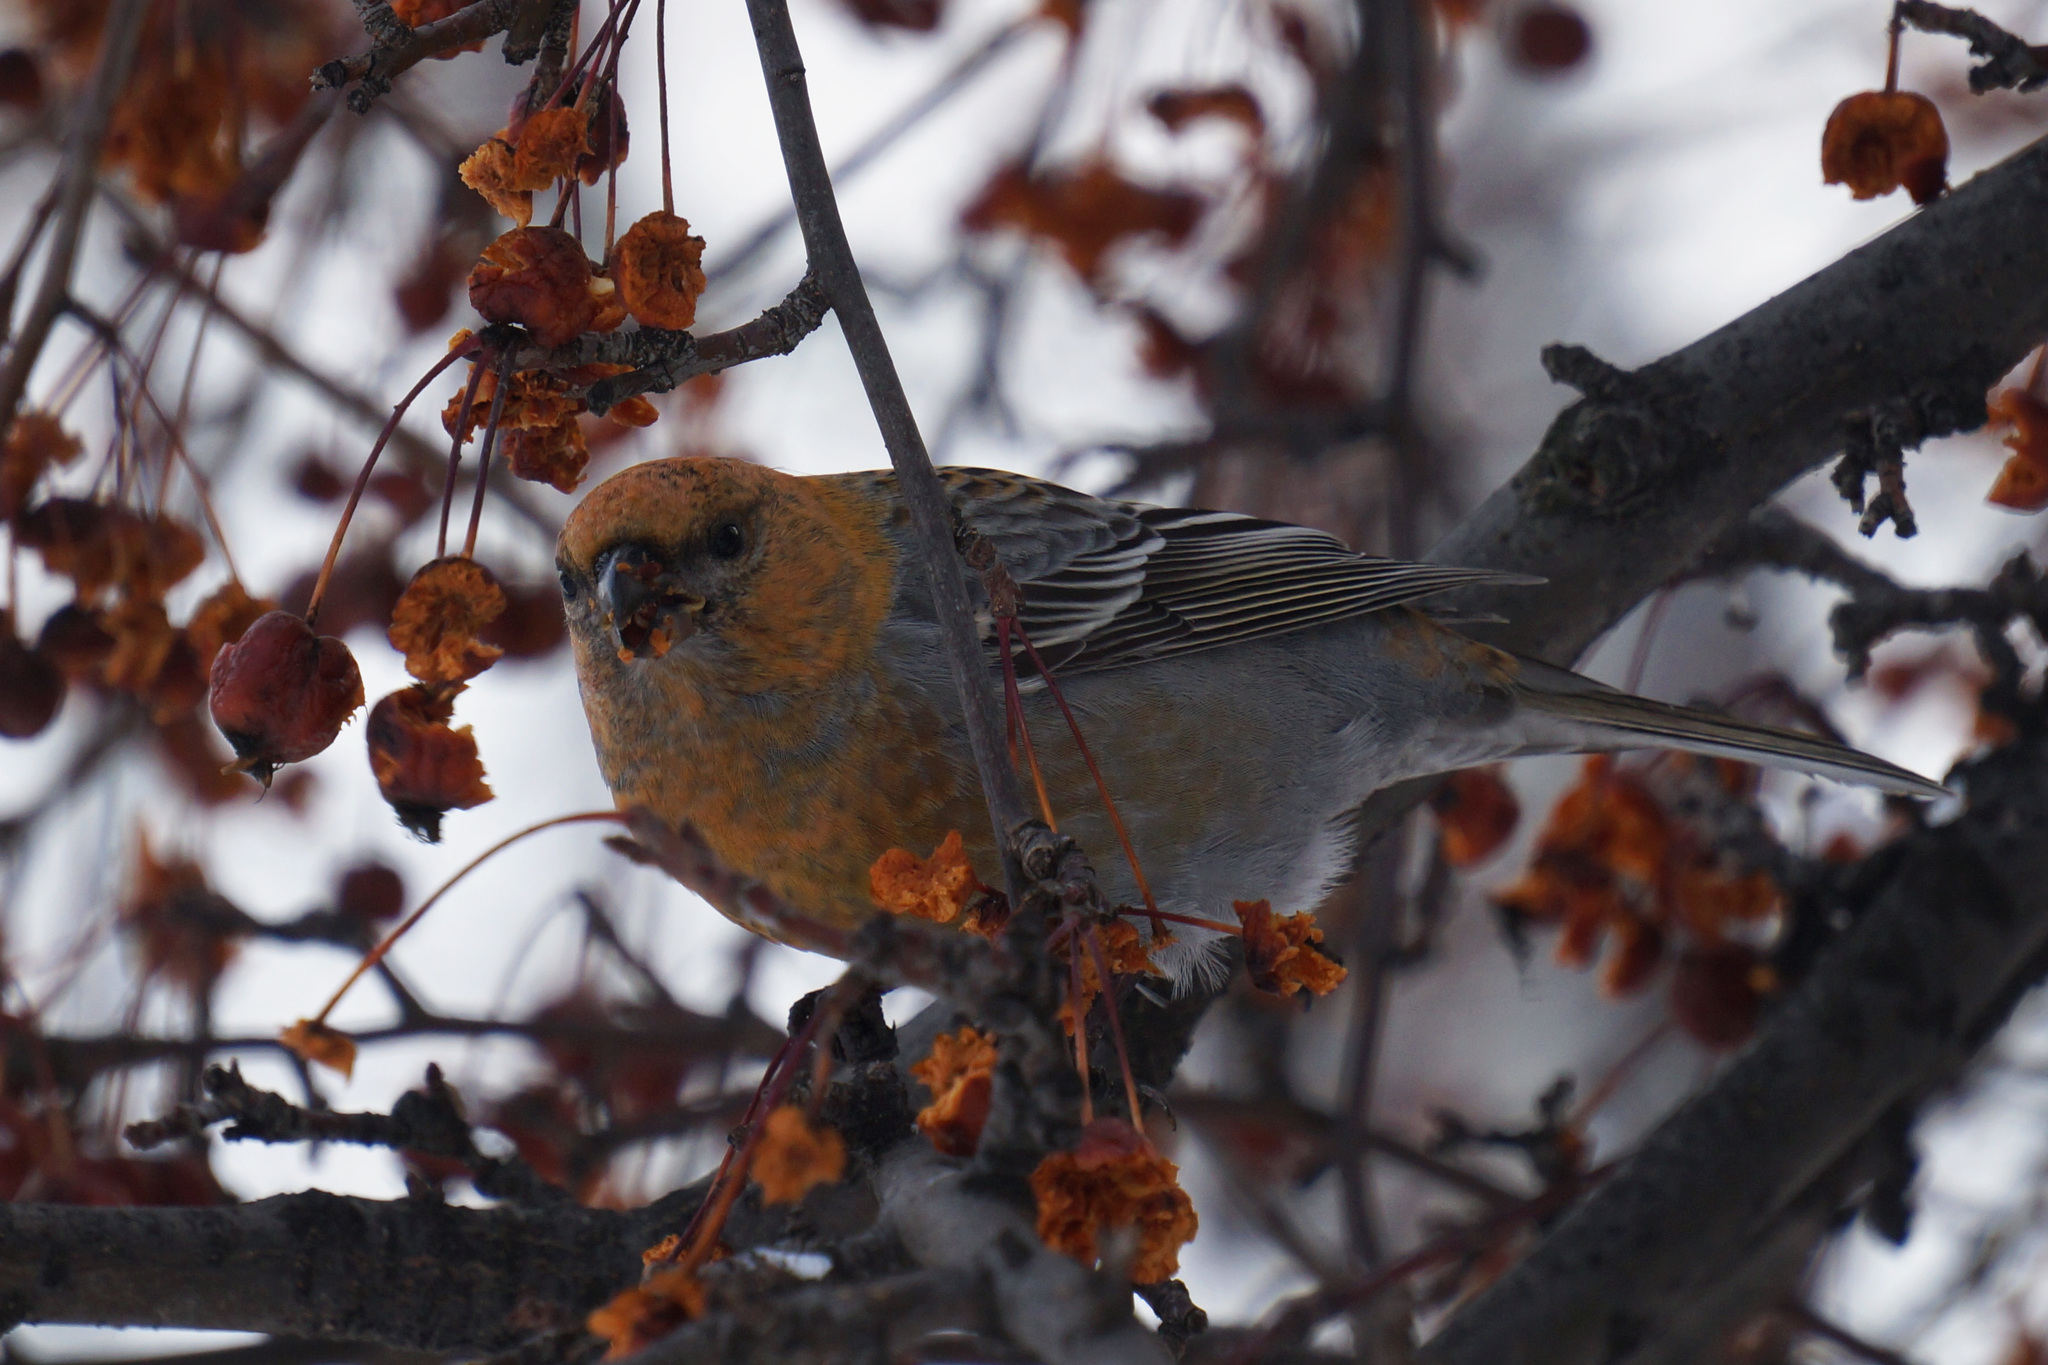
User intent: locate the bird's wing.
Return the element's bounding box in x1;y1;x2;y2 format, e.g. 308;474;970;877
931;468;1541;679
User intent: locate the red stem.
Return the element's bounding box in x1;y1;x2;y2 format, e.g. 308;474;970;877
307;340;477;626
656;0;673;216
436;356;488;559
1015;627;1164;936
461;348;514;559
1081;923;1143;1128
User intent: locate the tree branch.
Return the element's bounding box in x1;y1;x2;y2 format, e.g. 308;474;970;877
738;0;1032;889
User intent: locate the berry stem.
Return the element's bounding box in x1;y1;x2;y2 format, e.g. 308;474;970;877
1081;923;1144;1129
306;339;477;627
306;810;627;1029
461;348;515;559
1885;12;1902;93
656;0;674;217
436;355;488;559
1015;625;1163;937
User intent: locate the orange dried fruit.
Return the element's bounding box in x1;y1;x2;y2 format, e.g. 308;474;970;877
1234;900;1347;997
388;557;507;686
391;0;484;50
962;160;1203;283
0;610;64;739
870;830;989;924
751;1106;847;1204
1822;90;1948;206
207;610;365;782
366;684;494;842
587;1266;703;1359
613;211;707;330
280;1019;358;1079
102;597;205;721
502;418;590;493
13;499;205;601
0;411;82;519
458;137;531;226
468;226;597;346
911;1025;997;1156
1431;766;1520;867
1986;387;2048;512
1030;1117;1198;1283
575;81;630;184
510;106;587;189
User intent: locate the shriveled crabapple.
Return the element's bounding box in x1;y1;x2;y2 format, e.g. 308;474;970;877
207;609;365;783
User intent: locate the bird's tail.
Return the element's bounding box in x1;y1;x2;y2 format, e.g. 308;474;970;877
1508;659;1947;798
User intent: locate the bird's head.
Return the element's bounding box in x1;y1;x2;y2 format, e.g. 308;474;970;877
556;456;897;695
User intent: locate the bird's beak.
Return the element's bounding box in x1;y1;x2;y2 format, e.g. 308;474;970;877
597;548;705;661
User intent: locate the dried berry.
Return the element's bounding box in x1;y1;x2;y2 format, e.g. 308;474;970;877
1031;1118;1198;1283
502;418;589;492
336;862;405;924
387;557;507;686
0;611;64;739
751;1106;846;1205
36;604;115;678
587;1267;703;1359
1669;943;1774;1050
468;226;598;346
1431;766;1520;867
458;137;532;226
1986;387;2048;512
366;684;494;841
0;411;82;519
962;160;1202;283
911;1025;996;1156
207;610;365;782
14;499;205;601
575;82;630;185
1234;900;1347;997
510;106;588;189
613;212;707;330
1510;3;1592;72
870;830;989;924
1822;90;1949;205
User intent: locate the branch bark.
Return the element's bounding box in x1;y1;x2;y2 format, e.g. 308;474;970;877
0;1188;683;1348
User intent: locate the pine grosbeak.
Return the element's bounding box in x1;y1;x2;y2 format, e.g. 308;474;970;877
556;457;1941;982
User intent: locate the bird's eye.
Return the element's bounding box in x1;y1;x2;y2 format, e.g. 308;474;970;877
710;521;745;559
558;566;579;600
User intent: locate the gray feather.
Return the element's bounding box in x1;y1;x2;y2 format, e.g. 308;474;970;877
1512;669;1947;798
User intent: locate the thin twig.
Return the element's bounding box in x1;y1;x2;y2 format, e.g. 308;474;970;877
0;0;151;437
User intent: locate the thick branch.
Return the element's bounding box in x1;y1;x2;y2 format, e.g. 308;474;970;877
1428;133;2048;660
504;272;831;415
0;1189;680;1348
314;0;525;114
1421;730;2048;1365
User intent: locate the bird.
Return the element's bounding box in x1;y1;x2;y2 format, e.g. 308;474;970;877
555;456;1945;984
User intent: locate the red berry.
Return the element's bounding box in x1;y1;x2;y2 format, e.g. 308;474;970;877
1511;3;1591;72
207;610;365;783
